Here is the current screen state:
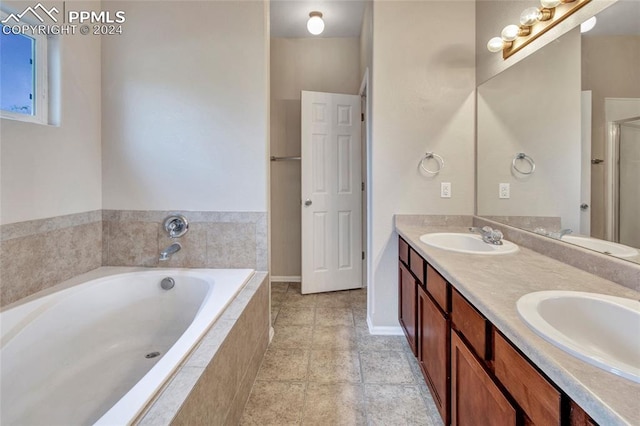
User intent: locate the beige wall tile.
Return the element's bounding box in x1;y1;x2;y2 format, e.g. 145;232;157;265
105;221;158;267
206;222;257;268
1;222;101;307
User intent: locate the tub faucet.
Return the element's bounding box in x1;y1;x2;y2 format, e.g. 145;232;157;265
469;226;504;245
159;242;182;261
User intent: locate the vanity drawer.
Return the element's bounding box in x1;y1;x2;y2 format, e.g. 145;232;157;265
493;331;562;425
427;265;449;313
399;237;409;265
409;247;425;285
452;289;489;359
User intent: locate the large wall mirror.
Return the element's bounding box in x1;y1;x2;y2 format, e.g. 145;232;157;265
477;0;640;264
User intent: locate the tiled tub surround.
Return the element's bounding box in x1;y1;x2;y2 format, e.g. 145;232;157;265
138;270;269;425
103;210;268;271
0;211;103;307
395;216;640;425
1;210;268;308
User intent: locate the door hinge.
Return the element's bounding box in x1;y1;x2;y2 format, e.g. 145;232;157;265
361;182;365;191
361;113;364;122
362;251;365;260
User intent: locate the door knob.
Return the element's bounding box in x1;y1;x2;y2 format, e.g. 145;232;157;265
304;199;312;206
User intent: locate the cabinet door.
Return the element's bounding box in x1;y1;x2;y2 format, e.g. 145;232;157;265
399;263;417;355
451;331;516;426
418;285;449;425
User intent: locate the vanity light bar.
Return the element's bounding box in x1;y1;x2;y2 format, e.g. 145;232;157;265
487;0;591;59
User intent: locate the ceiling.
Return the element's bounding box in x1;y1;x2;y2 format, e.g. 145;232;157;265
270;0;368;38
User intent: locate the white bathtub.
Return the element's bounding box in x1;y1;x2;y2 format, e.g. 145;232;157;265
0;267;254;425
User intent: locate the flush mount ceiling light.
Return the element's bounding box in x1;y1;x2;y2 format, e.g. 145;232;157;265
486;0;591;59
307;11;325;35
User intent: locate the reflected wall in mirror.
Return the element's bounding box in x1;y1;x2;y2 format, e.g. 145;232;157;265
477;0;640;264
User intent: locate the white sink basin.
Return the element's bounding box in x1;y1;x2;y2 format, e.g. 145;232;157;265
419;233;518;255
561;235;639;259
517;291;640;383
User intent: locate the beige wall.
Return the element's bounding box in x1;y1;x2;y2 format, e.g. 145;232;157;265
270;37;361;278
477;29;582;232
370;1;476;330
582;35;640;239
1;0;102;225
101;1;268;213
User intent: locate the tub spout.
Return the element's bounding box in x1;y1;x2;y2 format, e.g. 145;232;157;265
159;242;181;261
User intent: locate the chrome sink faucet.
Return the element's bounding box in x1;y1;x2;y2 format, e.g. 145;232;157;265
469;226;504;245
548;228;572;240
159;242;182;261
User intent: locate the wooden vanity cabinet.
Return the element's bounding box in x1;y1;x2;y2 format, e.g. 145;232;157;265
397;237;598;426
451;330;517;426
417;268;450;424
399;240;418;355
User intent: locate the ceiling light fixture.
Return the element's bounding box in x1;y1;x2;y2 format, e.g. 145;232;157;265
307;11;324;35
487;0;592;59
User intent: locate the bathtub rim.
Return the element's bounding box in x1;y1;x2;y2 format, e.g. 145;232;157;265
0;266;263;425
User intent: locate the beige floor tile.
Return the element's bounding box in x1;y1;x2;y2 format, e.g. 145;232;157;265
271;291;287;307
360;351;415;384
270;306;280;325
315;307;354;327
312;326;357;351
308;350;361;383
356;332;407;352
256;348;309;381
364;384;432;426
270;325;313;349
315;291;352;307
271;282;290;293
276;306;315;326
301;382;366;426
240;381;305;425
287;282;302;293
349;289;367;308
283;291;317;308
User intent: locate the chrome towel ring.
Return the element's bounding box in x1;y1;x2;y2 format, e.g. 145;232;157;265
420;152;444;175
512;153;535;175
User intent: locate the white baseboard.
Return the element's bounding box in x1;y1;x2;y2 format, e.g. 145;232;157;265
367;316;404;336
270;276;301;283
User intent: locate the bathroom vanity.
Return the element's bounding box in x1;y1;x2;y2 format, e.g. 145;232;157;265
395;217;640;426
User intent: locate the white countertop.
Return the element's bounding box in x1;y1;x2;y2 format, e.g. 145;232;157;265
395;222;640;426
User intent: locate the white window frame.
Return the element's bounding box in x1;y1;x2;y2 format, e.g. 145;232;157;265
0;9;49;125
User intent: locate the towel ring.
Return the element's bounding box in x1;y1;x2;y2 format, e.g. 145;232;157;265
512;153;535;175
420;152;444;175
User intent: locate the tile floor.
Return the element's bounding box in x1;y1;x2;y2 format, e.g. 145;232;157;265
239;282;444;425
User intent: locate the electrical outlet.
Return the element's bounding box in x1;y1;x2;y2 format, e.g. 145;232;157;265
499;183;510;199
441;182;451;198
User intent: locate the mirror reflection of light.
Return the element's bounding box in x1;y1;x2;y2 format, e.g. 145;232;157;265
580;16;597;33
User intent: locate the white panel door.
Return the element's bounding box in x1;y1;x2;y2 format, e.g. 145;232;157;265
301;91;362;294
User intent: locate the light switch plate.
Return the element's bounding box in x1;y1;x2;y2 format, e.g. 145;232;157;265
499;183;510;199
441;182;451;198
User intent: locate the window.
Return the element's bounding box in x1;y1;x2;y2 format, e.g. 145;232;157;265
0;11;49;124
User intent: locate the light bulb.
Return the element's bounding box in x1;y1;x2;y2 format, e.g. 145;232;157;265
520;7;542;26
540;0;561;8
307;11;324;35
501;24;520;42
487;37;505;53
580;16;597;33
